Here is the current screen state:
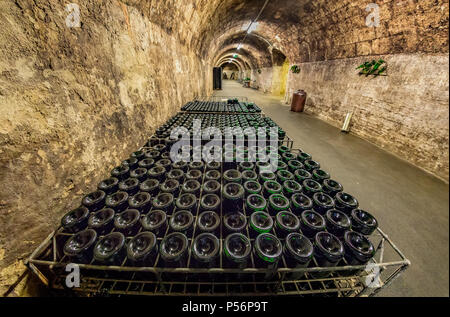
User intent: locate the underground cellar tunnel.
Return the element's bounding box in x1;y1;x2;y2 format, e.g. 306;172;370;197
0;0;448;299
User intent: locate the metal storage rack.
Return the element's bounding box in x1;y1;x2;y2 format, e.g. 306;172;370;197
25;100;409;297
26;149;409;297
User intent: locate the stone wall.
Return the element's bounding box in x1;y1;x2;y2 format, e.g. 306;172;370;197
284;53;449;181
0;0;209;291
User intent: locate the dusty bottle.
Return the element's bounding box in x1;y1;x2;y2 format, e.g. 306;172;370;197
126;232;158;267
185;169;203;182
128;192;152;214
275;211;300;238
130;168;148;182
122;157;139;170
181;179;201;197
284;233;314;279
63;229;97;264
175;193;197;212
160;179;180;197
61;206;90;233
114;209;141;236
141;210;168;237
202;180;221;195
334;192;359;214
160;232;189;268
351;209;378;235
118;178;140;196
111;165;130;181
249;211;273;238
82;190;106;212
200;194;221;212
139;178;160;196
222;183;244;213
325;209;351;238
138;158;155;170
148;166;166;182
88;208;115;235
242;170;258;182
98;178;119;195
312;192;335;214
197;211;220;234
223;169;242;184
223;212;247;234
205;169;221;182
93;232;126;265
170;210;194;236
300;210;326;239
105;191;129;213
152;193;174;213
223;233;251;269
290;193;313;215
191;233;220;268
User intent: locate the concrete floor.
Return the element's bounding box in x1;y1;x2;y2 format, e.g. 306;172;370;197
213;80;449;297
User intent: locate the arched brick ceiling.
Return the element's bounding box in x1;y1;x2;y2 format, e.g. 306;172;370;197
125;0;449;66
216;54;252;70
211;32;273;69
214;47;259;69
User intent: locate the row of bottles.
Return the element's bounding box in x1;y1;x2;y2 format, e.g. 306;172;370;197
151;113;286;140
58;100;380;280
181;99;261;113
63;226;374;277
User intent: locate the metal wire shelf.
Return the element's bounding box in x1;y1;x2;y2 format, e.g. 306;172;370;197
26;147;410;297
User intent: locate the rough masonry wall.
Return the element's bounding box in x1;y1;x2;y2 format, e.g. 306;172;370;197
0;0;209;292
285;53;449;180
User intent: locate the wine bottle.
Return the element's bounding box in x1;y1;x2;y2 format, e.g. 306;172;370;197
61;206;90;233
105;191;129;212
81;190;106;212
284;233;313;279
98;178;119;195
114;209;141;236
128;192;152;214
93;232;126;265
88;208;115;235
249;211;273;238
126;232;158;267
191;233;220;268
350;209;378;235
223;212;247;234
197;211;220;234
141;209;167;237
169;210;194;236
299;210;326;239
63;229;97;264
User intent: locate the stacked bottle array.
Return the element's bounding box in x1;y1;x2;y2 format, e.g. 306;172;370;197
149;112;286;141
60;142;379;280
181;99;261;113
